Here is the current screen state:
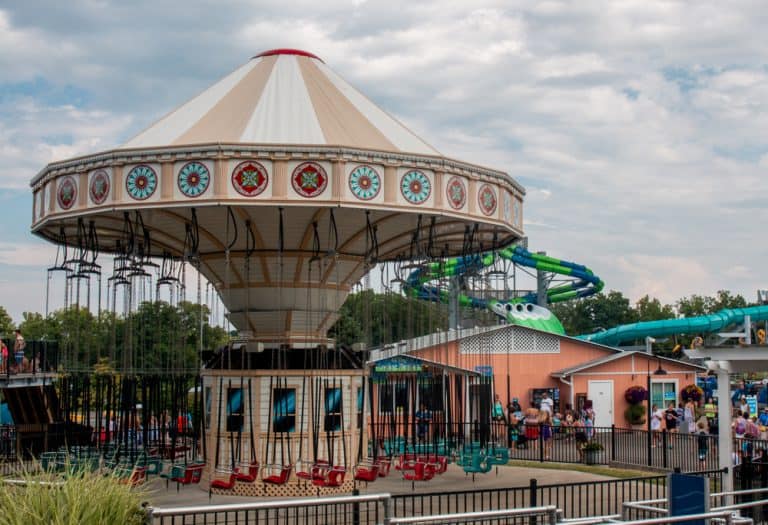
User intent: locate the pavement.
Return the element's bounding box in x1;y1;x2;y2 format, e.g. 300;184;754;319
146;463;616;509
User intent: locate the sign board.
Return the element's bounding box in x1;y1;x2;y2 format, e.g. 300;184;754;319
664;390;677;401
747;395;758;417
474;365;493;377
373;356;425;373
668;472;709;525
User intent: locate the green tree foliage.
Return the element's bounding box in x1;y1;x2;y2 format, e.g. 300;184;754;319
677;290;749;316
0;306;15;337
330;289;447;348
14;301;228;373
550;290;638;336
635;295;675;321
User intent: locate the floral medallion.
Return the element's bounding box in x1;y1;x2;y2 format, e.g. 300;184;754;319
348;165;381;201
446;177;466;209
400;170;431;204
232;161;269;197
291;162;328;198
178;161;211;198
477;184;497;216
57;176;77;210
125;165;158;201
89;170;110;205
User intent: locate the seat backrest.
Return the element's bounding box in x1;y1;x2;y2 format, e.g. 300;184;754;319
279;466;292;483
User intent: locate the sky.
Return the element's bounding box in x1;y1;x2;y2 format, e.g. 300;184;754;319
0;0;766;323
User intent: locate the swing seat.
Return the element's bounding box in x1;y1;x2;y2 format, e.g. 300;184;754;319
118;466;147;487
395;454;416;471
296;459;328;481
262;464;292;485
376;458;391;477
353;461;379;484
209;468;237;499
402;461;436;489
235;461;259;482
430;455;448;474
312;465;346;488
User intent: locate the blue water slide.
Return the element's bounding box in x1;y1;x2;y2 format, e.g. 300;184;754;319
577;305;768;346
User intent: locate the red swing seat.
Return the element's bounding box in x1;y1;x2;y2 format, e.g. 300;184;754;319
296;459;329;481
262;464;292;485
395;454;416;471
235;461;259;482
353;461;379;484
312;465;346;488
209;467;237;499
403;461;436;489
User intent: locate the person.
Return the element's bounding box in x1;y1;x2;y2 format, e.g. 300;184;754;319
540;410;553;459
759;408;768;428
13;329;25;373
746;415;760;440
573;416;588;458
540;391;554;415
697;420;709;467
684;399;696;433
740;395;750;416
524;408;540;450
584;411;594;440
510;398;523;420
651;404;663;447
733;409;747;440
492;394;505;422
664;402;679;434
0;340;7;373
704;397;717;424
415;403;431;442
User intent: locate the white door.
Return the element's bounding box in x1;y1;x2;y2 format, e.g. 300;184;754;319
588;380;614;428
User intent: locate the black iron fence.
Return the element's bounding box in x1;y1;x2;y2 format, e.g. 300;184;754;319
390;469;724;520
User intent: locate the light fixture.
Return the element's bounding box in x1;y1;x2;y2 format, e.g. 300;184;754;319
653;359;667;376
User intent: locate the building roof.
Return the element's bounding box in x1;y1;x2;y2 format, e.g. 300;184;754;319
120;49;440;156
551;350;706;378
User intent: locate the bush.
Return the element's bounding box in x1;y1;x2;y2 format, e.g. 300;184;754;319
0;466;147;525
624;385;648;405
582;441;604;451
625;404;646;425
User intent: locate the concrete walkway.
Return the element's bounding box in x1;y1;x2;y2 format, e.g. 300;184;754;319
146;463;616;509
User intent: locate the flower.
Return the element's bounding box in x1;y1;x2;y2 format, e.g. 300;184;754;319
624;385;648;405
681;384;704;402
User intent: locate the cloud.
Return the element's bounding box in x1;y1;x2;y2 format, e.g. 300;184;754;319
0;0;767;320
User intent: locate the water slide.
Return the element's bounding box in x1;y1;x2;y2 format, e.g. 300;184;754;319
576;305;768;347
403;245;604;334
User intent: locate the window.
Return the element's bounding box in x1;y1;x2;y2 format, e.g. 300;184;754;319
651;381;677;410
379;385;393;413
226;388;244;432
419;382;444;411
357;387;364;428
272;388;296;433
324;387;342;432
204;387;212;428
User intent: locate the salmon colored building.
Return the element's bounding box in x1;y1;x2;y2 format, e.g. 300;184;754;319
372;325;705;428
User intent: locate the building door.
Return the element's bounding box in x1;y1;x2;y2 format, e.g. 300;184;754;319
588;380;614;428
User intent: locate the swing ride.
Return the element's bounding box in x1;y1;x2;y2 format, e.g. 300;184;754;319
26;49;533;495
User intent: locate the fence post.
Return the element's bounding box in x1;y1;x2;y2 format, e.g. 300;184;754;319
382;494;392;525
662;430;668;469
611;425;616;461
353;488;360;525
529;478;538;525
539;426;544;463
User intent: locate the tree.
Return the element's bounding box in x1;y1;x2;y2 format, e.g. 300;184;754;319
550;290;637;336
635;295;675;322
0;306;14;338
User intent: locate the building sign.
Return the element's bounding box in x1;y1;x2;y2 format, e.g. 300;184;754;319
475;366;493;377
373;356;425;374
747;395;758;417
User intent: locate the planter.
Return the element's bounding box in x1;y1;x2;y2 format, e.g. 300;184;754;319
583;449;601;465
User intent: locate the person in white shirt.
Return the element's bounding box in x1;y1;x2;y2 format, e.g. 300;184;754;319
540;392;554;414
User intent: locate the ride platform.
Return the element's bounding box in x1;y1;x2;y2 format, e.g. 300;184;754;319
0;372;58;389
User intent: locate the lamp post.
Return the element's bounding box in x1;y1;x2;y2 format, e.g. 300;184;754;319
646;339;667;467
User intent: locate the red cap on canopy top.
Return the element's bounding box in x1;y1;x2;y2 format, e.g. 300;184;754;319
253;48;323;62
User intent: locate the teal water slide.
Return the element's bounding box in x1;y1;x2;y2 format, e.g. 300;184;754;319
577;305;768;346
404;245;604;334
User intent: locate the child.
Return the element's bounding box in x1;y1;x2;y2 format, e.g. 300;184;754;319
697;420;709;467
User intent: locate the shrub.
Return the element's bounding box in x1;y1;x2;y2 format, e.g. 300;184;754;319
0;466;147;525
582;441;604;451
624;385;648;405
681;384;704;403
625;404;646;425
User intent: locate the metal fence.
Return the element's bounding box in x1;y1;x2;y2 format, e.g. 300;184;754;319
391;469;724;520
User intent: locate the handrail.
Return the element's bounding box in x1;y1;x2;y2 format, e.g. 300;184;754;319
147;492;392;518
618;511;736;525
559;514;622;525
386;505;559;525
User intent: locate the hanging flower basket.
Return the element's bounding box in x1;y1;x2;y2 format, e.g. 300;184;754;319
624;385;648;405
681;384;704;403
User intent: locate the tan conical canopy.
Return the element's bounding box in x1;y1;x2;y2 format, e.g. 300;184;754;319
31;49;525;347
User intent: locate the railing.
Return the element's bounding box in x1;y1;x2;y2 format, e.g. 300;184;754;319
392;470;724;520
147;492;392;525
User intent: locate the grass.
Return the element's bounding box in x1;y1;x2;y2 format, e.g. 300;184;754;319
506;459;659;480
0;465;149;525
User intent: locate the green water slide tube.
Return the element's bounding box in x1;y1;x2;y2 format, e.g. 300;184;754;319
577;305;768;346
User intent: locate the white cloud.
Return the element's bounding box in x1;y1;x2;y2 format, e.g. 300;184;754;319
0;0;767;320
